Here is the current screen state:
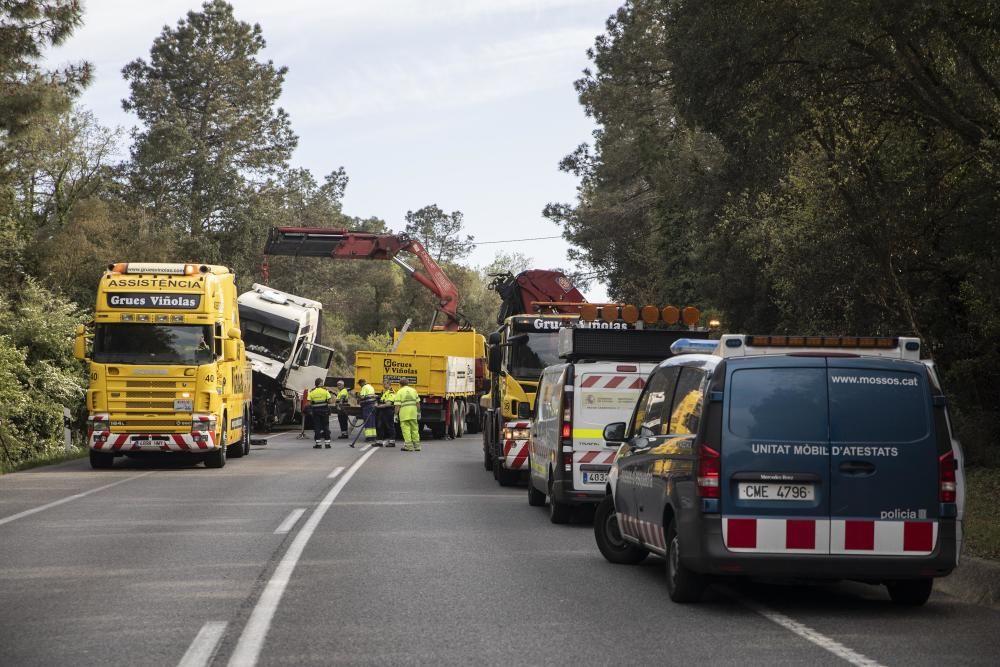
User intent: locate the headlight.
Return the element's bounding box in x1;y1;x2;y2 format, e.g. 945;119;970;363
191;415;217;432
503;428;530;440
174;399;193;412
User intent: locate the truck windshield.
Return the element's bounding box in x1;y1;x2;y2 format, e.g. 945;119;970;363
93;324;214;366
508;333;561;379
240;314;297;361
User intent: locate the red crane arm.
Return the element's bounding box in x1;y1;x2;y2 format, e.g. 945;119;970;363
263;227;463;330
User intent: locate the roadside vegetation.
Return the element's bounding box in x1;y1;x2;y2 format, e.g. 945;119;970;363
964;468;1000;562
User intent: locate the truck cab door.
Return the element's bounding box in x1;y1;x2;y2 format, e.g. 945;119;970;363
285;343;336;394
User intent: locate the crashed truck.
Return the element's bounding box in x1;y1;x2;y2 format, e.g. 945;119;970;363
237;284;334;430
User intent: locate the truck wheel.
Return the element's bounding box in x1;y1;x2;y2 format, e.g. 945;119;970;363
665;518;705;603
243;407;252;456
483;446;493;471
886;579;933;606
527;470;546;507
456;401;465;438
228;414;244;459
430;423;447;439
593;495;647;564
497;463;519;487
89;449;114;470
205;430;227;469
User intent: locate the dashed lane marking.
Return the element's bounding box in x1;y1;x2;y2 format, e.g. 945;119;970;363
743;599;887;667
327;466;345;480
227;446;379;667
0;471;155;527
177;621;227;667
273;509;306;535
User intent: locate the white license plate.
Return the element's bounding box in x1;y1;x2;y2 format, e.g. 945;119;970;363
738;482;814;501
582;472;608;484
134;439;168;448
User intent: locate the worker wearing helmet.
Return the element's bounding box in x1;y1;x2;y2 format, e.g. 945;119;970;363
376;381;397;447
396;377;421;452
335;380;350;438
307;378;333;449
357;379;377;444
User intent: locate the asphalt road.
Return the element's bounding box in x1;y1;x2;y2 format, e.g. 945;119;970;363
1;431;997;666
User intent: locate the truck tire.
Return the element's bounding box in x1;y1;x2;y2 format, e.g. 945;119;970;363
497;462;519;487
89;449;114;470
665;518;706;603
484;446;493;471
456;401;465;438
430;422;447;439
228;413;244;459
205;429;227;469
242;407;252;456
886;579;933;606
465;403;480;434
593;495;647;564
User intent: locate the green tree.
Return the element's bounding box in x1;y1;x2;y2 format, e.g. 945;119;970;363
403;204;474;263
122;0;297;240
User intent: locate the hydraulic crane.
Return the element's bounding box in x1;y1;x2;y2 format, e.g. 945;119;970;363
263;226;466;331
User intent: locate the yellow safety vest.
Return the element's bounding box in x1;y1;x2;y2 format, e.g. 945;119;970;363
308;387;332;404
396;386;420;421
336;388;350;403
380;389;396;406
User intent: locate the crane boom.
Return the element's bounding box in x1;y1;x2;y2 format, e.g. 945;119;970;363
263;227;465;331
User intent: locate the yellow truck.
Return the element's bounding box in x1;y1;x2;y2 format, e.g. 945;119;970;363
355;330;485;439
74;262;253;469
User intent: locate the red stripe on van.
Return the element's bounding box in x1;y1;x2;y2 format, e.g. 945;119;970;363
785;520;816;550
727;518;757;548
629;378;645;389
580;376;600;388
903;522;934;552
579;451;598;463
604;376;625;389
844;520;875;550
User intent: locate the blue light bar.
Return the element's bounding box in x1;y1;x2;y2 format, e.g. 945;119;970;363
670;338;719;356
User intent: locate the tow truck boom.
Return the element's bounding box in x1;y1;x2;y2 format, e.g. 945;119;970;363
264;227;464;330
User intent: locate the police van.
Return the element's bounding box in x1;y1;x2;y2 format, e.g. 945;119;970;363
594;335;963;606
529;328;708;523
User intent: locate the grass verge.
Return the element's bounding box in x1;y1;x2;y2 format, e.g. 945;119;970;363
0;446;88;475
964;467;1000;561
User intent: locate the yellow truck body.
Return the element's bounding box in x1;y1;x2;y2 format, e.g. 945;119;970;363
75;262;253;469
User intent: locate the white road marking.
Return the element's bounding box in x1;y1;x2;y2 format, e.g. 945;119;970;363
0;471;155;527
327;466;345;480
177;621;227;667
744;600;887;667
228;446;379;667
273;508;306;535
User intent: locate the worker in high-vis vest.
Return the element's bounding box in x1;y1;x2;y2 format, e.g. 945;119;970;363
376;381;396;447
357;379;377;444
307;378;333;449
335;380;350;438
395;377;421;452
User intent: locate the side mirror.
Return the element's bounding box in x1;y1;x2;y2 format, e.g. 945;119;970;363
227;326;242;340
603;422;627;444
517;401;532;419
488;347;501;374
223;339;240;362
73;324;89;361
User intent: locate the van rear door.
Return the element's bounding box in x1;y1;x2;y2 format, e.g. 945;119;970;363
827;359;939;555
723;357;831;554
574;363;650;491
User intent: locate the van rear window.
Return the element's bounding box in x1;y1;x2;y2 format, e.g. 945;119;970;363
828;369;928;443
729;368;827;441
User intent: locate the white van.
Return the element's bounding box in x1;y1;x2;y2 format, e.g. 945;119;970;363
528;328;711;523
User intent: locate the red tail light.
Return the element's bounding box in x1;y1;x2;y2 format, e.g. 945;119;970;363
939;450;956;502
561;407;571;441
697;444;721;498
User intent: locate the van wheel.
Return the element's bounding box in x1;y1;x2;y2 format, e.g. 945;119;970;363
205;429;227;469
527;473;546;507
593;495;647;564
665;519;705;603
548;478;571;524
886;579;933;606
89;449;114;470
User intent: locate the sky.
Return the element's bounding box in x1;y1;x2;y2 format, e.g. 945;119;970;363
48;0;620;301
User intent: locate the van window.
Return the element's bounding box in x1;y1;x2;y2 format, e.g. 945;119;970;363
828;368;928;443
632;367;679;437
667;368;705;435
729;368;827;441
537;368;565;421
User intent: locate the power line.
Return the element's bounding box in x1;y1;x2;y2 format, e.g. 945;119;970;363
470;235;563;245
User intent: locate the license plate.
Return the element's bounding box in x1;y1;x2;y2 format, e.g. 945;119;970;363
582;472;608;484
133;439;168;448
738;482;814;501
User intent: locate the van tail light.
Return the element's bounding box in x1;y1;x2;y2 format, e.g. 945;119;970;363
939;450;957;502
561;407;572;442
697;444;721;498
